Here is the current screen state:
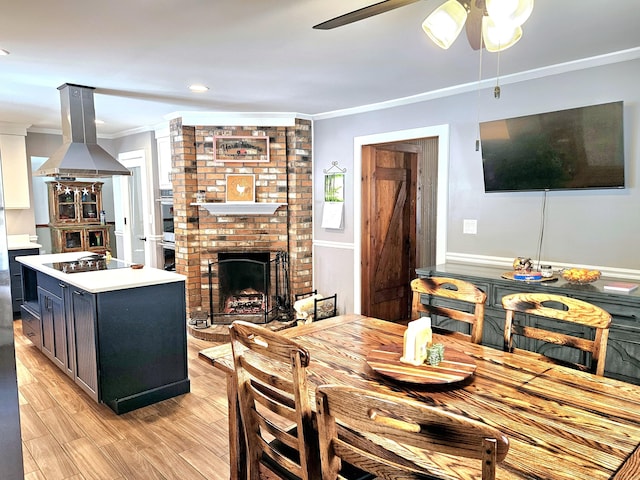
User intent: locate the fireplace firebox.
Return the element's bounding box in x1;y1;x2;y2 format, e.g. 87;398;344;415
209;251;290;324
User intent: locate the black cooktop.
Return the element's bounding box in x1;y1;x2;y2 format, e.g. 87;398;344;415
44;255;129;274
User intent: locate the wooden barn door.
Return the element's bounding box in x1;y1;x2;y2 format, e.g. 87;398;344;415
361;143;418;321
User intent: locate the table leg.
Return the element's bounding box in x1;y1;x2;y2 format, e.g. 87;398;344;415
226;371;247;480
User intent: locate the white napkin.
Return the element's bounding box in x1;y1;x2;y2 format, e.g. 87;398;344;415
400;318;433;365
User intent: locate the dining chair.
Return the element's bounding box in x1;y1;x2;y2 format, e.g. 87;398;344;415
502;293;612;376
410;277;487;343
229;321;371;480
315;384;509;480
229;320;320;480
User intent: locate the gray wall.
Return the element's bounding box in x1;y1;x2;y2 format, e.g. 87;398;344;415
313;58;640;313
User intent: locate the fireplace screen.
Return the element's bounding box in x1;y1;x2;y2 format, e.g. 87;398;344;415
210;251;289;324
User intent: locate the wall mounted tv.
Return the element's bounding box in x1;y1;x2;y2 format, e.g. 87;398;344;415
480;101;624;192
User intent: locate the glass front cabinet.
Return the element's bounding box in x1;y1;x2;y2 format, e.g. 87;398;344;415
47;181;110;253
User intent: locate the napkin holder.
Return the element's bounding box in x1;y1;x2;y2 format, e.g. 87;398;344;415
400;318;433;366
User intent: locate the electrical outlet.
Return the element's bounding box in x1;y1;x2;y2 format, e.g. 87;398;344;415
463;219;477;235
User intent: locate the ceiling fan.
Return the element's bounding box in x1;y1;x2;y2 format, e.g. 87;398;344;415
313;0;524;52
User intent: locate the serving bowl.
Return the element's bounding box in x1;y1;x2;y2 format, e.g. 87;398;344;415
562;268;601;285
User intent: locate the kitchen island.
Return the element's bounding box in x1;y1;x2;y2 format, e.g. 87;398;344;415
17;252;190;414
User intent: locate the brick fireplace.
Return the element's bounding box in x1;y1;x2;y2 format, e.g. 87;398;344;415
169;117;313;323
209;251;289;324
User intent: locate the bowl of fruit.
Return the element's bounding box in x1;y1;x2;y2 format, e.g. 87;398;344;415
562;268;601;285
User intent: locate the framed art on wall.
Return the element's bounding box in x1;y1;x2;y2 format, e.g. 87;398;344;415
214;135;269;162
324;173;344;202
226;174;256;203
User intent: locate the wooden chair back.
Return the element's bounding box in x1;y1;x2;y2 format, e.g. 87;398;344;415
502;293;611;376
229;321;319;480
411;277;487;343
316;385;509;480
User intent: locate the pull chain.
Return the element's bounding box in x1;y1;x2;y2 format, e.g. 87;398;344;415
476;24;484;151
494;48;501;99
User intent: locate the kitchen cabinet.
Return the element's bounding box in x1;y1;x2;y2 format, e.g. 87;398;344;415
37;272;75;379
47;181;110;253
20;305;41;349
0;133;30;209
18;256;189;414
416;264;640;385
50;226;109;253
69;288;98;401
35;276;96;395
38;284;67;372
9;247;39;316
48;181;103;224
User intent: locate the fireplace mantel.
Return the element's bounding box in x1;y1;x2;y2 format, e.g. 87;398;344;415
192;202;287;215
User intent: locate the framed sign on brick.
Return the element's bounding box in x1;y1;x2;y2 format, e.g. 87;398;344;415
214;135;269;162
226;174;256;203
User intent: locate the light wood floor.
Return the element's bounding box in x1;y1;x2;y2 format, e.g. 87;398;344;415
13;319;231;480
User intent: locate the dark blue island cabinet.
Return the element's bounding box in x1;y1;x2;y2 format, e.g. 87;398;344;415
20;264;190;414
416;263;640;386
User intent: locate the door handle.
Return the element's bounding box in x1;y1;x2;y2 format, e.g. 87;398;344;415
138;236;147;241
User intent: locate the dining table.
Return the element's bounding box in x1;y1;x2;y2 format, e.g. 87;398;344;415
199;314;640;480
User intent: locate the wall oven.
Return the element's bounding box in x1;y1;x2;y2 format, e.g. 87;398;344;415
160;190;175;271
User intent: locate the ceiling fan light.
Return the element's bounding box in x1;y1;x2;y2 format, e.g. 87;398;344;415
486;0;534;27
422;0;468;49
482;16;522;52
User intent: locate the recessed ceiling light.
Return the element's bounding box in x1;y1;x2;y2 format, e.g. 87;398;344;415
189;84;209;93
0;49;10;56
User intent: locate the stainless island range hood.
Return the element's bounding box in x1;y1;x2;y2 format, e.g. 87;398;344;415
35;83;131;178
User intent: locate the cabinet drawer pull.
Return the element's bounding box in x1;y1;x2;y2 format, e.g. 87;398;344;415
59;283;68;288
73;290;84;296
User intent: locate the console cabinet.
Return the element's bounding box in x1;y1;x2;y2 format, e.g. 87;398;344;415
416;264;640;385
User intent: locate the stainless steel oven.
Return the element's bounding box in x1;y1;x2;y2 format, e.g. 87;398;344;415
160;190;175;271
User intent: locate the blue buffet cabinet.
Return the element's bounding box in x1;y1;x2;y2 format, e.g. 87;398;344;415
416;263;640;385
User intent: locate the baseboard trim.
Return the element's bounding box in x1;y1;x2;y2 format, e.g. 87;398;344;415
105;379;191;415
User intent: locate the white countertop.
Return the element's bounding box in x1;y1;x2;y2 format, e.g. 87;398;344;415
7;234;42;251
16;252;186;294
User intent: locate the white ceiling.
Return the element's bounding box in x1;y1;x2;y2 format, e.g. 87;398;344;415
1;0;639;136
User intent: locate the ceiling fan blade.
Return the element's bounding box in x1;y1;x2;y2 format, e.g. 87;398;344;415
313;0;422;30
465;0;485;50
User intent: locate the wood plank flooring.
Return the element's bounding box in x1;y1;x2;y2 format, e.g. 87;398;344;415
13;319;231;480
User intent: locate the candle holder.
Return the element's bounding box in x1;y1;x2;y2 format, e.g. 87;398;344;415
426;343;445;366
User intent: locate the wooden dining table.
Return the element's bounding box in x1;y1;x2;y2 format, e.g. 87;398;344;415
199;314;640;480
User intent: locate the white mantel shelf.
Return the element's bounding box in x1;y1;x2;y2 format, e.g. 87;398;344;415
192;202;287;215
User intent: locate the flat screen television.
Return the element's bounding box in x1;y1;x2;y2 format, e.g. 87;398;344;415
480;101;624;192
